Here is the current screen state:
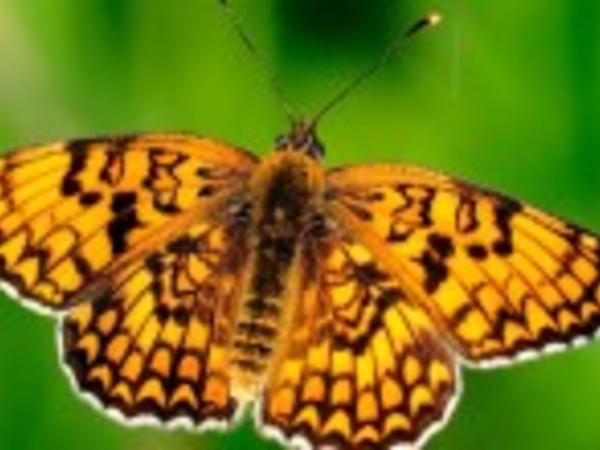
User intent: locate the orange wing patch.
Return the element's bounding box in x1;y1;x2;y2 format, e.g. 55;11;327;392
259;229;458;449
0;134;255;310
327;164;600;365
62;218;250;425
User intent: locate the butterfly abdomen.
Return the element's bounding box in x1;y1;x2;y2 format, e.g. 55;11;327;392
231;235;295;385
230;150;325;392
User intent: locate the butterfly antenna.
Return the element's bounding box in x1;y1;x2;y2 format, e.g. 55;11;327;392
308;11;442;131
219;0;300;125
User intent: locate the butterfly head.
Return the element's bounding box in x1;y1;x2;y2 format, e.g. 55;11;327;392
275;120;325;160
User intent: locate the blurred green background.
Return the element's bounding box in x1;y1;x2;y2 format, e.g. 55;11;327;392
0;0;599;449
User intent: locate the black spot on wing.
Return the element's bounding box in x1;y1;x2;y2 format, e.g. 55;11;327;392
61;178;82;197
493;240;513;256
467;244;488;260
111;191;137;213
420;250;448;294
79;191;103;207
107;208;143;255
428;233;454;259
61;140;92;196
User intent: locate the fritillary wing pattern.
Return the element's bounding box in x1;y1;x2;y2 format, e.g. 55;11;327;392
62;217;251;425
0;133;257;425
0;133;256;310
259;226;458;448
326;164;600;365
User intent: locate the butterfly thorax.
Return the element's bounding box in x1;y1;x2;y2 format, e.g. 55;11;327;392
231;149;326;394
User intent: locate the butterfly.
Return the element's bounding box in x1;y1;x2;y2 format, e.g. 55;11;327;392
1;117;600;449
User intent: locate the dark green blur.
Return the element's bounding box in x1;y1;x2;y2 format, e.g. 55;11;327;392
0;1;599;449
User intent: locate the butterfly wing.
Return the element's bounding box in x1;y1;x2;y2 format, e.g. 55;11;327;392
0;133;257;425
326;164;600;365
259;227;458;448
62;216;250;425
0;133;256;310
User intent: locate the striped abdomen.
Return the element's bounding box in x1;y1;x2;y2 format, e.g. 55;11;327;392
230;149;325;393
232;233;297;383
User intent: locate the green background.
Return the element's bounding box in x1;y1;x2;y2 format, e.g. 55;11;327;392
0;0;599;449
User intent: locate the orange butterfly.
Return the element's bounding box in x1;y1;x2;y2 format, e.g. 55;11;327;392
1;118;600;449
2;7;599;450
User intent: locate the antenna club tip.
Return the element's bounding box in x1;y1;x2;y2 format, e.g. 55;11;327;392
427;11;443;27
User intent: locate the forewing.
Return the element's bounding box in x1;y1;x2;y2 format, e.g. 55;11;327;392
259;229;458;449
0;133;256;310
62;216;250;425
327;164;600;365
